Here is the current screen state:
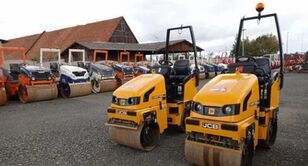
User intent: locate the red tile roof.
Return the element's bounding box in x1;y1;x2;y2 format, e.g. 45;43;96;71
3;16;124;60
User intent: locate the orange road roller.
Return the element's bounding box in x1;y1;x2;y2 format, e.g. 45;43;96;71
113;51;134;85
185;3;284;166
0;47;58;104
106;26;200;151
0;53;7;106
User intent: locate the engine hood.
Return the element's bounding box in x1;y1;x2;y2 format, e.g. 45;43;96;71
113;74;165;98
22;65;50;72
91;63;113;72
136;66;150;71
60;65;87;72
194;73;258;106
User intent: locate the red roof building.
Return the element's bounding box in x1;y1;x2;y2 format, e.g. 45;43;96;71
3;16;138;60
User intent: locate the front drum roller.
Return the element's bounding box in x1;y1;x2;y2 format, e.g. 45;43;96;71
109;123;160;151
185;140;242;166
91;79;117;93
18;84;58;103
0;87;7;106
60;82;92;98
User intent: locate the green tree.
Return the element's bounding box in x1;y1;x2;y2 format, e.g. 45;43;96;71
230;34;279;57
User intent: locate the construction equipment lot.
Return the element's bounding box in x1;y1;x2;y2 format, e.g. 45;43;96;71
0;73;307;166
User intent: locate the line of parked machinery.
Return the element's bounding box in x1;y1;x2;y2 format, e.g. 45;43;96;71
0;2;285;166
0;44;226;106
0;46;156;105
106;3;284;166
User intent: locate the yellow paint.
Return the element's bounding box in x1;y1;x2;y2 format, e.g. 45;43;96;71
187;70;281;149
107;73;198;133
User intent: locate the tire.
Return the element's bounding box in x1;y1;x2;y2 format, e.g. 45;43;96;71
259;118;278;149
180;108;190;132
91;79;101;93
59;83;70;98
241;130;254;166
18;85;29;103
205;73;209;79
140;123;160;151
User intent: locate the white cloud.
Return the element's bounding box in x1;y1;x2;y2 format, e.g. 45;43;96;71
0;0;307;53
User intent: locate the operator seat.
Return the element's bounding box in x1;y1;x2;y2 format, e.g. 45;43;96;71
172;60;191;82
168;60;191;102
77;62;85;68
255;58;273;108
255;58;271;76
50;63;59;77
9;64;21;81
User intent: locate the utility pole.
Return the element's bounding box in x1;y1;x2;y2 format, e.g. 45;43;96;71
242;28;246;56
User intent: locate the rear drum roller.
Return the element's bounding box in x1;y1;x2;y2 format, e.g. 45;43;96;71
100;79;117;92
0;87;7;106
18;84;58;103
109;123;160;151
60;82;92;98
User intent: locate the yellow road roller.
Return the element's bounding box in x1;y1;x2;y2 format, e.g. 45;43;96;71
106;26;200;151
185;3;284;166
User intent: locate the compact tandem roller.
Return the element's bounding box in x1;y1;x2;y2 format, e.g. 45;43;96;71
0;47;57;104
106;26;200;150
185;3;284;166
40;48;91;98
89;50;118;93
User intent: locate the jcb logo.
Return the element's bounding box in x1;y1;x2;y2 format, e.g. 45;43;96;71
202;123;219;130
118;110;127;115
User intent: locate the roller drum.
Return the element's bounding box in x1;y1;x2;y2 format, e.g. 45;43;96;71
185;140;242;166
68;82;92;98
100;79;117;92
0;87;7;106
19;84;58;103
109;123;160;151
121;77;133;85
199;73;206;80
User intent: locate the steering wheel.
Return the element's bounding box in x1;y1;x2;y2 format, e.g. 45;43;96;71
236;56;256;63
159;60;173;66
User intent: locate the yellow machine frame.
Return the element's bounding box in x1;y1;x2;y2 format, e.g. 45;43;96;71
185;3;284;166
106;26;200;151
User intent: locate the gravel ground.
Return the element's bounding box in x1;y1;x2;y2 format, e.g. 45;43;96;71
0;73;307;166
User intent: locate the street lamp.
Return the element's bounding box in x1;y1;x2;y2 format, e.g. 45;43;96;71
242;28;246;56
